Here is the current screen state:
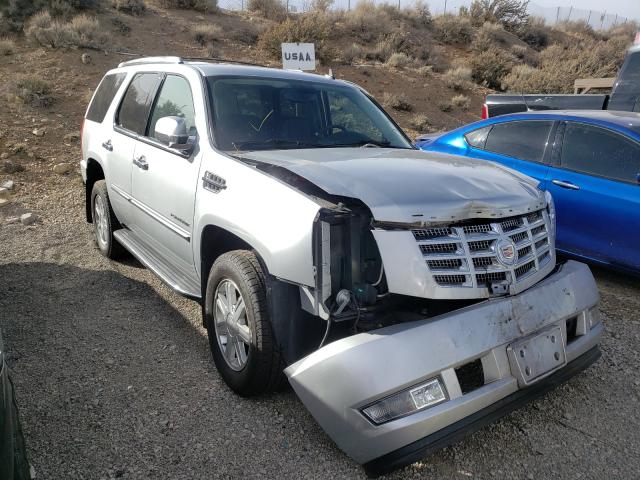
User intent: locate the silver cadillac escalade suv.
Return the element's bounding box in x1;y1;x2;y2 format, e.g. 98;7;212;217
81;57;603;476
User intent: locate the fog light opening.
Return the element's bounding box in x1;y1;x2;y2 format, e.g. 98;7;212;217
361;377;447;425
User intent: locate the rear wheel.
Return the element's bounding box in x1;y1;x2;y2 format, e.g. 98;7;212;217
204;250;285;395
91;180;125;259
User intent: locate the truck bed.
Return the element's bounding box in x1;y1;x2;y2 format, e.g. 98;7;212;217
485;94;608;118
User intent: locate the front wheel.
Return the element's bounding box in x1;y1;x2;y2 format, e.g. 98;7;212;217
204;251;285;396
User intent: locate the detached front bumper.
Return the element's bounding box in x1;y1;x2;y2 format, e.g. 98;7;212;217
285;261;602;472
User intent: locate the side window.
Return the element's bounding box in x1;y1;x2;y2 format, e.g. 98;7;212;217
148;75;196;139
86;73;126;123
484;121;554;162
560;123;640;183
116;73;163;135
327;91;383;141
464;126;491;149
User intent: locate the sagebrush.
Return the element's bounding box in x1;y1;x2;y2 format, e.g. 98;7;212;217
192;24;222;46
247;0;286;21
258;14;332;63
0;38;15;55
382;92;412;111
113;0;146;14
442;67;473;91
25;12;107;49
158;0;217;12
15;75;55;107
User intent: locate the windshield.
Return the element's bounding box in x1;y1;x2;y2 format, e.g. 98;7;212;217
206;76;413;151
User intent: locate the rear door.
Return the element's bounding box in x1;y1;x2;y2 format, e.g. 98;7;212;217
464;120;555;188
84;72;131;223
546;121;640;270
111;72;164;226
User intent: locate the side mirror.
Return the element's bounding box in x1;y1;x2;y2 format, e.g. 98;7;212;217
154;116;195;153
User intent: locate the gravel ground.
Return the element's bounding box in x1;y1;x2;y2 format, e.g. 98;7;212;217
1;175;639;480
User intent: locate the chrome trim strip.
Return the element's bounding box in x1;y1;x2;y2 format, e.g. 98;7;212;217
111;184;132;201
111;185;190;241
130;198;191;241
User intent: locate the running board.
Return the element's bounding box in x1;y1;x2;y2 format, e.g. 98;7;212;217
113;229;201;301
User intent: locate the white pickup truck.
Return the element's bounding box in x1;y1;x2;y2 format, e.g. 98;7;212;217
80;57;602;476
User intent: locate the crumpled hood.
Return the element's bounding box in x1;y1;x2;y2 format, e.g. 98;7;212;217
238;148;546;224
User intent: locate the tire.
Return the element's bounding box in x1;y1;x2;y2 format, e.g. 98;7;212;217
90;180;125;259
204;250;285;396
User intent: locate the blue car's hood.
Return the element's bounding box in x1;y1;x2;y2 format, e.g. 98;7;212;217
239;148;546;225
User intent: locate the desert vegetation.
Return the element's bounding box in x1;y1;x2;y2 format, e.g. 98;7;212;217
248;0;634;96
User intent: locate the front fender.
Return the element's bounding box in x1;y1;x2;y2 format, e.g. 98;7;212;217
193;155;321;287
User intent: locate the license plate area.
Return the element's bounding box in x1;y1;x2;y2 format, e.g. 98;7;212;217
507;326;566;387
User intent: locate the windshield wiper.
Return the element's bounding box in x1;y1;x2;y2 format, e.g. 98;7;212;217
326;139;409;149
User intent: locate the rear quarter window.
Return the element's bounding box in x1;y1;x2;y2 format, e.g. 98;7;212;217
86;73;126;123
484;120;553;162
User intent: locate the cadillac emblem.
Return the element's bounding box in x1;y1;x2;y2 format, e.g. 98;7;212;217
495;237;518;266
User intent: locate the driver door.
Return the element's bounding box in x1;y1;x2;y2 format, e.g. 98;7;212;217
130;74;201;278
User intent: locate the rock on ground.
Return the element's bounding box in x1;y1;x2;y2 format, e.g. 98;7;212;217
53;163;74;175
19;213;37;225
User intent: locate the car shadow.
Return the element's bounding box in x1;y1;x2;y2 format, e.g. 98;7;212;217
0;262;346;479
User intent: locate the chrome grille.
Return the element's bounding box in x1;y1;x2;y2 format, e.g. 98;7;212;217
413;209;553;291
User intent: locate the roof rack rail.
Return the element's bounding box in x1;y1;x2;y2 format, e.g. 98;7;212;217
117;56;184;68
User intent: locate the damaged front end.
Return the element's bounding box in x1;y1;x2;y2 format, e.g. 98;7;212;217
235;149;600;475
286;261;602;476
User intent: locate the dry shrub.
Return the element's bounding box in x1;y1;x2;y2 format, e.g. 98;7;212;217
247;0;286;21
410;113;433;132
340;43;364;64
25;11;107;49
503;37;629;93
557;20;598;40
382;92;412;112
0;38;16;55
258;14;332;63
343;1;393;43
227;22;262;45
517;16;549;49
417;65;433;76
471;22;506;52
111;17;131;35
434;14;473;45
113;0;146;14
438;101;452;112
159;0;217;12
191;23;222;45
470;46;515;89
15;75;54;107
451;94;470;110
310;0;333;12
442;66;472;90
511;44;527;58
468;0;529;31
2;0;100;31
386;52;412;69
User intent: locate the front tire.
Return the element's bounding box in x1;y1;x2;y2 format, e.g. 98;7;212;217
204;250;285;396
91;180;125;259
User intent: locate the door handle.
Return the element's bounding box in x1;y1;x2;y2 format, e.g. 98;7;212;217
132;155;148;170
551;179;580;190
101;140;113;152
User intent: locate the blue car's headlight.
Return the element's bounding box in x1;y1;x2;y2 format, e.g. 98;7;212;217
544;190;556;237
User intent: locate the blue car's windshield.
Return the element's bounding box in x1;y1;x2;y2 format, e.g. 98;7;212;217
206;76;413;151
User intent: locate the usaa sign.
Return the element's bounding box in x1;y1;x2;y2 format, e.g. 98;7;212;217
281;43;316;71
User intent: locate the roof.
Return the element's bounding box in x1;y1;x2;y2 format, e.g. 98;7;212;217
490;110;640;130
116;56;345;87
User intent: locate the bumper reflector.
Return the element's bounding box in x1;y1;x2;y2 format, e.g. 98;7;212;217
362;378;447;425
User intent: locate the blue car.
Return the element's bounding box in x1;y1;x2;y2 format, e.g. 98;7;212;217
416;111;640;274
